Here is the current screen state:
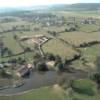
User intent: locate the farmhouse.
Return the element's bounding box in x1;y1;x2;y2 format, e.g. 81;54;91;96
16;63;34;77
16;65;30;77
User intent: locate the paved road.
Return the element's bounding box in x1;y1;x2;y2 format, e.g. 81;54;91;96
0;70;87;96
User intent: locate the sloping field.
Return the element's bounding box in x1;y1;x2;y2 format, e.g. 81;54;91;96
80;44;100;62
79;24;100;33
42;39;77;60
3;33;23;54
1;32;34;63
59;32;100;47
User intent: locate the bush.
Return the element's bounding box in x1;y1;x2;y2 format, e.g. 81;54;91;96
90;73;100;84
45;53;55;61
36;61;48;71
71;79;96;96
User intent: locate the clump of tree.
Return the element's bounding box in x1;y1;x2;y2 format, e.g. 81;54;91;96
48;31;58;37
1;47;13;57
13;34;18;40
71;79;96;96
91;73;100;88
65;27;77;32
45;53;72;72
36;61;48;71
24;47;32;52
55;55;64;71
0;69;12;78
33;52;42;60
45;53;56;61
8;57;26;65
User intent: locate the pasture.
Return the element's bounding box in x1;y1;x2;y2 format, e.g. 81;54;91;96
59;32;100;47
0;85;100;100
0;86;66;100
42;39;77;60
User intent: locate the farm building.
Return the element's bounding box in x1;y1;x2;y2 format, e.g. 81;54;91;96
20;35;49;45
16;65;30;77
16;64;34;77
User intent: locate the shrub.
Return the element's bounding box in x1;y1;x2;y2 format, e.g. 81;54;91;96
90;73;100;85
71;79;96;96
36;61;48;71
45;53;55;61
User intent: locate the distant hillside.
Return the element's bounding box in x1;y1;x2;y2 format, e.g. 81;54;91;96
50;3;100;11
0;3;100;14
0;8;21;13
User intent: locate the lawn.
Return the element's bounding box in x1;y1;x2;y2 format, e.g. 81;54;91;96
42;39;77;60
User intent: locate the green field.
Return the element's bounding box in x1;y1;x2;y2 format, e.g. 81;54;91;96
80;44;100;61
3;32;23;54
0;86;100;100
73;92;100;100
59;32;100;46
58;31;100;70
0;87;66;100
42;39;77;60
0;32;34;63
79;24;100;32
70;44;100;70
